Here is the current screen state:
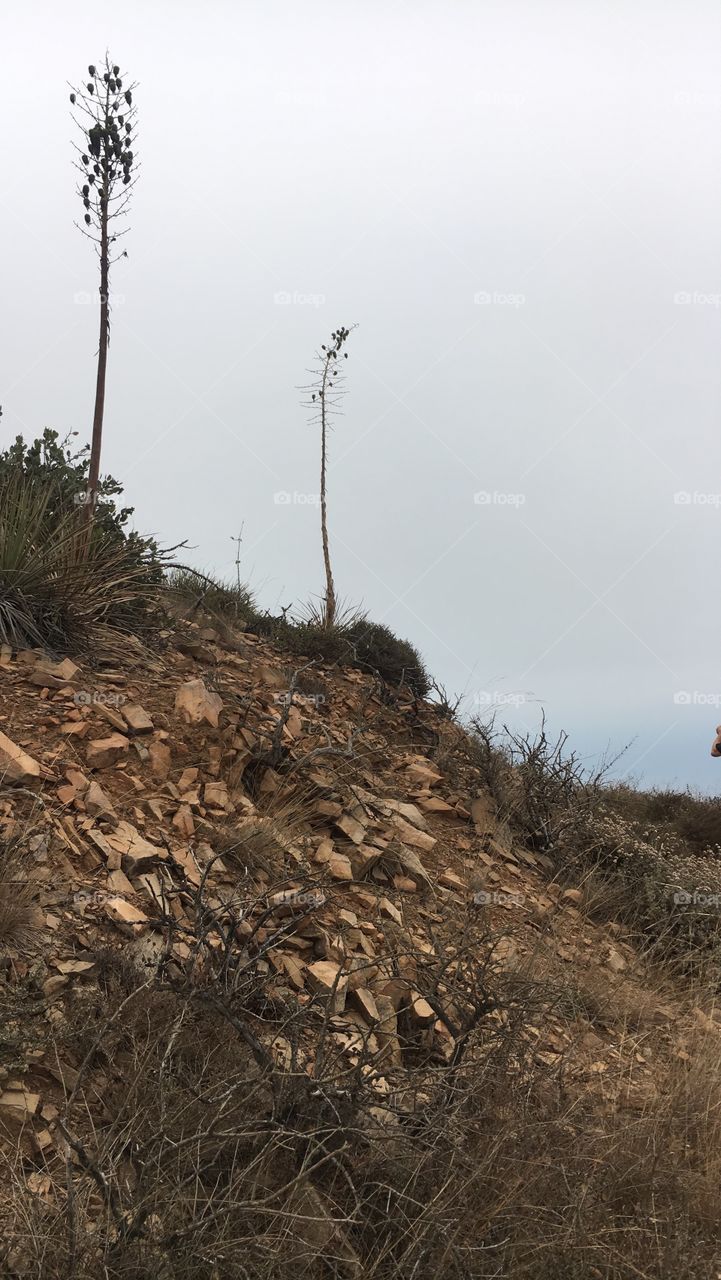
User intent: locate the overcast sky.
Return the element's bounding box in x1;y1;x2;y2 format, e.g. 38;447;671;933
2;1;720;791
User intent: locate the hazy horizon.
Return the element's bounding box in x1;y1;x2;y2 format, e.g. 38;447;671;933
1;1;719;792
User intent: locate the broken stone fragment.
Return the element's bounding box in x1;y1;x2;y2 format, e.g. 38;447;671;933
306;961;348;1014
379;897;402;925
148;740;172;781
438;869;465;893
86;734;129;770
104;896;149;935
335;812;367;844
84;780;116;817
408;993;435;1028
0;732;41;786
328;853;353;881
105;821;167;877
122;703;154;735
389;815;436;852
94;702;128;733
373;993;402;1066
175;679;224;727
204;781;230;809
348;986;380;1024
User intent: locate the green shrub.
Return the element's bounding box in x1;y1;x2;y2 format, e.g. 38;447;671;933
0;428;135;543
266;615;430;696
0;435;162;651
166;568;431;698
165;567;257;626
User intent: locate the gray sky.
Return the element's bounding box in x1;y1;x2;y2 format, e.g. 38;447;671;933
2;1;720;791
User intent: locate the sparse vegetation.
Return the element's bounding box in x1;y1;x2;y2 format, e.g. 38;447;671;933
165;566;258;627
166;566;431;696
463;714;721;977
4;866;721;1278
70;56;137;522
0;472;160;652
0;432;162;650
302;325;356;628
0;41;716;1280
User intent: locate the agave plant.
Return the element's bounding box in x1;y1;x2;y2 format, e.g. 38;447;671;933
0;468;161;651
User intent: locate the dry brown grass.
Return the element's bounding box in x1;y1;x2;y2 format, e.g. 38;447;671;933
0;878;36;952
1;880;721;1279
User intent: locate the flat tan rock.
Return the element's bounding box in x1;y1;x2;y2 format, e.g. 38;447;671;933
389;814;436;852
306;961;348;1013
148;741;172;780
86;733;129;770
105;821;167;876
94;702;127;732
84;780;116;817
328;853;354;880
175;678;224;727
438;869;465;892
349;987;380;1024
204;781;230;809
122;703;154;735
0;732;41;786
335;812;367;845
104;896;149;935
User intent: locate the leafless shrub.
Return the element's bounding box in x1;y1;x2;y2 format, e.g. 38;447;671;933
4;862;721;1278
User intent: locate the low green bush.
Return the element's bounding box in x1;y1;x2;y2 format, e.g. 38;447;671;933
266;615;430;697
166;568;431;697
0;431;162;651
165;567;257;626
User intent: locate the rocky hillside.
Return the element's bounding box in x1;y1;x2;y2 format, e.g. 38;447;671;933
1;618;720;1278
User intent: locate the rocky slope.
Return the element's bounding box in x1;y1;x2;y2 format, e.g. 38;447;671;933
0;619;718;1277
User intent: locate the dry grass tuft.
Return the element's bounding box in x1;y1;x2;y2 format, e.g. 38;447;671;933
0;878;36;951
